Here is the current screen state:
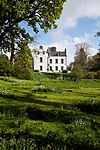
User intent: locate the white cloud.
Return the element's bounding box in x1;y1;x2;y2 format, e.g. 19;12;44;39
31;32;98;65
58;0;100;29
73;33;91;44
32;0;100;65
41;32;96;65
90;47;98;56
50;30;67;42
43;0;100;64
42;40;74;65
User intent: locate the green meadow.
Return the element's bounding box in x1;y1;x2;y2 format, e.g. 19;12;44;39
0;75;100;149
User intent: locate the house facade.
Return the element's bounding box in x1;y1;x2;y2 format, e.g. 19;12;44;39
31;46;67;72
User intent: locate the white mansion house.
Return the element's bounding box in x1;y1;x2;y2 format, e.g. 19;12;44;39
31;46;67;72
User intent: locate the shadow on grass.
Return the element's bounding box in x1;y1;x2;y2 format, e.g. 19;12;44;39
74;100;100;113
25;105;85;124
1;92;100;113
0;92;69;108
0;93;77;123
78;92;100;98
0;93;100;125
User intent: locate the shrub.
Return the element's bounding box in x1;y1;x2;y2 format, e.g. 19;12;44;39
71;65;86;79
31;85;54;92
84;72;97;79
34;70;39;72
96;70;100;79
12;67;33;80
0;54;11;76
62;70;68;73
0;88;7;95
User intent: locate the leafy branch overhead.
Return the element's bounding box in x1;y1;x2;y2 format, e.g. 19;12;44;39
0;0;66;41
0;0;66;62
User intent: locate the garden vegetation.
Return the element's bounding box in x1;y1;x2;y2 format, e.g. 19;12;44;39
0;75;100;149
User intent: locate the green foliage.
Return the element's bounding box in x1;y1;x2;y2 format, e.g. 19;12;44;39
0;54;11;76
0;0;66;54
1;0;66;33
12;66;33;80
87;52;100;72
33;71;100;80
34;70;39;72
31;85;54;92
96;70;100;79
84;71;100;79
12;43;33;80
0;88;7;95
62;70;68;73
84;71;97;79
43;72;69;80
71;65;85;79
0;24;34;63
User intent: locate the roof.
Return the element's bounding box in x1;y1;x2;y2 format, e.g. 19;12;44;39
47;47;67;57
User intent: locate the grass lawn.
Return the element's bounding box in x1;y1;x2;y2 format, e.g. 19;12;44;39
0;76;100;149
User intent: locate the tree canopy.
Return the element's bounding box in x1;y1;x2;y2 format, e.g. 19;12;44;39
12;42;33;79
0;0;66;62
0;0;66;47
87;52;100;71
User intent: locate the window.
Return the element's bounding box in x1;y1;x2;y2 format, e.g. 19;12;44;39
40;66;42;71
61;66;64;70
40;57;43;63
50;66;52;71
61;59;64;64
55;66;58;71
50;59;52;64
55;59;58;64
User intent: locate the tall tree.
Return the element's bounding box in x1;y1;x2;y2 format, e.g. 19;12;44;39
94;31;100;52
0;0;66;49
0;24;34;63
74;42;90;67
12;42;33;79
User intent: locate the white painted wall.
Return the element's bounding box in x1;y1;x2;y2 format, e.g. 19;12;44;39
48;56;67;72
31;46;67;72
32;47;48;72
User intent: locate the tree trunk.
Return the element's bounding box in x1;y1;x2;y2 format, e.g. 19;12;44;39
10;39;15;63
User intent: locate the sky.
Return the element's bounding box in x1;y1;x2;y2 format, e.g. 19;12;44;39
21;0;100;65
